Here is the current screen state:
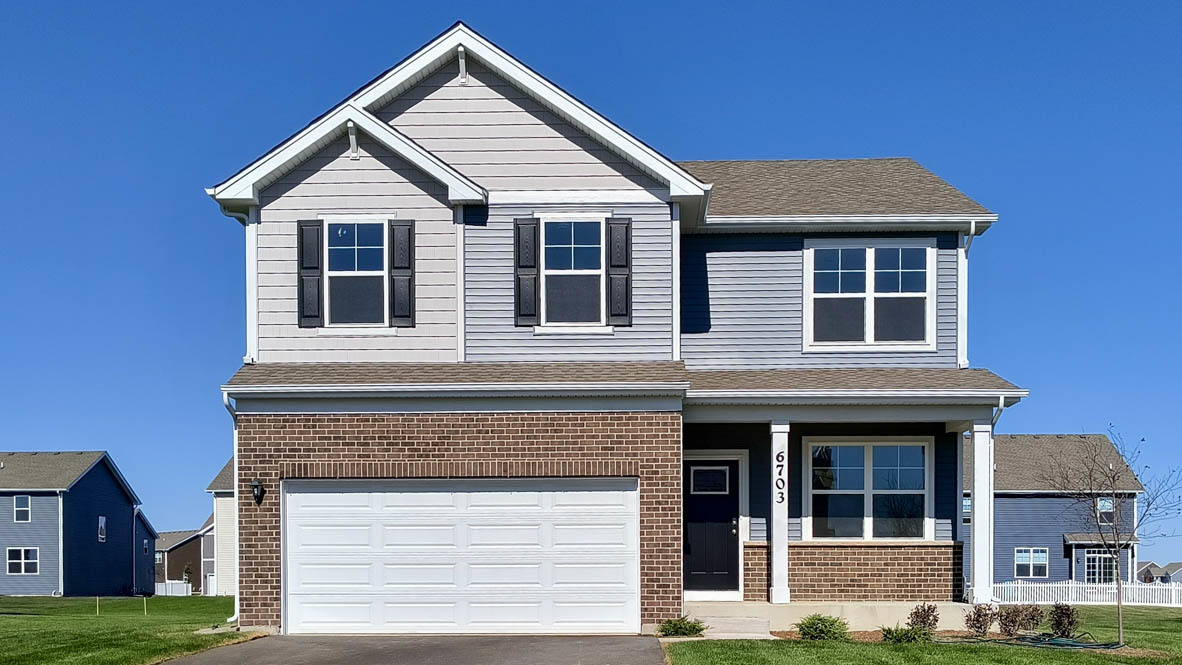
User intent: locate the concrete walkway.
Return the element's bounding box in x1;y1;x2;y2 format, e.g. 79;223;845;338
168;635;665;665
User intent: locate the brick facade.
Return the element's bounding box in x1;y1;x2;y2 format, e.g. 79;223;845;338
743;542;769;601
235;411;682;630
787;541;963;601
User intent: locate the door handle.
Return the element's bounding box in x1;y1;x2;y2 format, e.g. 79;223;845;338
731;517;738;536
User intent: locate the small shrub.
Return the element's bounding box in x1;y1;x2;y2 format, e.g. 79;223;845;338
963;604;997;637
657;615;707;637
1019;604;1045;632
882;625;933;643
1048;603;1080;638
906;602;940;631
997;605;1024;636
796;614;850;641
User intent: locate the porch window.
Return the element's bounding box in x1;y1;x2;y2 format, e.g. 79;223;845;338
1015;547;1049;578
1085;548;1117;583
804;240;935;351
806;439;931;540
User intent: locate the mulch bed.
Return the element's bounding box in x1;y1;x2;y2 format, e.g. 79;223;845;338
769;631;1171;658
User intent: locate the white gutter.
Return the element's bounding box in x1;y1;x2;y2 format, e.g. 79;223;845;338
702;213;998;233
223;392;239;625
686;389;1027;406
57;491;64;596
223;381;692;399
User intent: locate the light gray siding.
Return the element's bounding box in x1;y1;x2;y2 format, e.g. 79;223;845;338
464;203;675;361
375;59;663;193
0;492;60;595
681;234;959;368
256;133;458;363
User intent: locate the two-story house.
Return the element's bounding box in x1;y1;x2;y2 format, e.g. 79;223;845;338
207;22;1025;634
204;458;237;596
962;434;1142;586
1;451;156;596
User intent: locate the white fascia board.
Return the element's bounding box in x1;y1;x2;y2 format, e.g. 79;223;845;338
348;24;708;199
223;381;691;400
208;104;485;207
685;388;1028;407
703;213;998;233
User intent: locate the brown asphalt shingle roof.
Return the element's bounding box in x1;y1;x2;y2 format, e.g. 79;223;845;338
0;451;106;490
963;434;1144;492
206;458;233;492
687;368;1019;392
156;530;199;551
225;362;690;386
679;158;991;217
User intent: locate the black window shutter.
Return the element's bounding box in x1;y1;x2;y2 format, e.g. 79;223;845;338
389;220;415;327
606;217;632;326
296;220;323;328
514;218;539;326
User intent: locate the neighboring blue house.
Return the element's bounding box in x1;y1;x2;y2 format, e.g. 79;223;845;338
964;434;1142;586
0;451;156;596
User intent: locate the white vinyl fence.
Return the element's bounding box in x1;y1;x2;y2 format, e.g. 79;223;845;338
993;580;1182;607
154;581;192;597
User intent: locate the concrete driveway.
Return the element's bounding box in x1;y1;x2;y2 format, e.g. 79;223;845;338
169;635;665;665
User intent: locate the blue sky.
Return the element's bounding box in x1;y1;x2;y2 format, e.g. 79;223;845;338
1;2;1179;561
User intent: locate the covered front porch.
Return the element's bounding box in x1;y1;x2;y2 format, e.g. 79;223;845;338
679;368;1027;615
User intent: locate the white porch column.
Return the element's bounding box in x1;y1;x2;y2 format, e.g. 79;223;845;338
770;421;791;603
970;419;994;603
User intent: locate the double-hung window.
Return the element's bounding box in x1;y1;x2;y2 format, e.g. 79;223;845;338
13;496;30;523
541;217;604;325
1085;549;1117;583
1096;497;1116;526
326;222;387;325
1015;547;1049;577
155;551;163;564
805;239;936;351
6;548;38;575
806;439;932;540
962;497;972;525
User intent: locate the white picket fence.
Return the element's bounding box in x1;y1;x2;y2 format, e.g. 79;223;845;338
154;581;192;597
993;580;1182;607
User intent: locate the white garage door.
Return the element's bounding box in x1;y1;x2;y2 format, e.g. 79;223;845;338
283;478;640;634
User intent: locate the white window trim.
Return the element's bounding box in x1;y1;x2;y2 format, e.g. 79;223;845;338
1085;548;1117;584
321;215;390;328
13;495;30;523
155;551;163;564
1096;497;1116;526
6;547;39;575
690;465;731;495
802;237;938;353
1014;547;1049;578
962;497;972;525
683;449;750;603
802;436;936;542
538;212;608;328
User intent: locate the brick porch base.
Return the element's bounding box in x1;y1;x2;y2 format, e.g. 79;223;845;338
787;541;964;601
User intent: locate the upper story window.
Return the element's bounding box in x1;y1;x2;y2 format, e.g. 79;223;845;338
97;515;107;543
804;239;936;352
143;539;149;555
1096;497;1116;526
962;497;972;525
13;496;30;523
326;222;387;326
155;551;163;564
805;438;932;541
541;218;604;325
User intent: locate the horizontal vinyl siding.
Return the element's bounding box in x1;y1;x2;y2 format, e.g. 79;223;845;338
0;492;60;595
680;234;959;368
213;493;236;595
964;494;1136;584
375;58;662;193
464;203;675;361
133;514;154;595
256;134;457;363
62;463;136;596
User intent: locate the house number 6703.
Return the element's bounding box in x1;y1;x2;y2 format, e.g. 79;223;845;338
774;450;786;504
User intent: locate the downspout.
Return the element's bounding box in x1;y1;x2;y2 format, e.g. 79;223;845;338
964;220;978;256
223;390;239;625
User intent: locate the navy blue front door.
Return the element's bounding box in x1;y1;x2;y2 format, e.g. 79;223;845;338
684;460;740;591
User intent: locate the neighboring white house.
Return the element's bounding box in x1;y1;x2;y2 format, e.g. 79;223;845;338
205;458;237;596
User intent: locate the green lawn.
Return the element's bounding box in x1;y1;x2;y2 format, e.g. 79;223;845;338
666;606;1182;665
0;596;256;665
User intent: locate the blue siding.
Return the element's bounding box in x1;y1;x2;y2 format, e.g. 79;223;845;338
964;494;1136;583
0;491;60;595
133;513;155;595
62;461;138;596
680;233;960;369
683;424;771;541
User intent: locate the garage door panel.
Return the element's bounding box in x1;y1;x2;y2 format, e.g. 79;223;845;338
285;478;640;634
